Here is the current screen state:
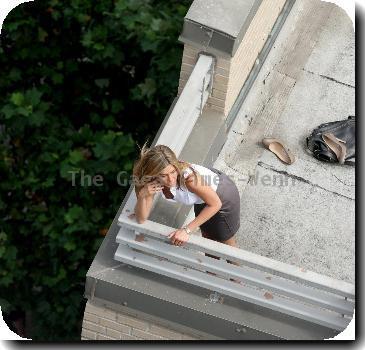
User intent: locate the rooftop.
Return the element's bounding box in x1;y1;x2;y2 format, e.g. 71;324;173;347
210;0;355;283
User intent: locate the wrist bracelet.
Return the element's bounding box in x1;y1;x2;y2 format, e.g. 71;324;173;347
183;226;192;235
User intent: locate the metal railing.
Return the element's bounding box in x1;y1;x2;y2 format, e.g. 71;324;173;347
113;52;354;333
115;216;354;332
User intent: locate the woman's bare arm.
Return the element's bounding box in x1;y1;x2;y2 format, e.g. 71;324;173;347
183;174;222;232
134;193;154;224
134;180;162;224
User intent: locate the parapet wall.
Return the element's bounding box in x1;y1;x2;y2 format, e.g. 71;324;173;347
82;299;212;340
178;0;288;116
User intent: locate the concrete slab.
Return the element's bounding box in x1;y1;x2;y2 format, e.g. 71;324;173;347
304;4;355;88
237;164;355;283
185;0;259;38
214;0;355;283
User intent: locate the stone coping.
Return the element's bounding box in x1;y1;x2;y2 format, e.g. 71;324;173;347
179;0;263;57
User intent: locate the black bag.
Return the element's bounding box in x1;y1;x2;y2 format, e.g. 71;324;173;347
306;116;355;165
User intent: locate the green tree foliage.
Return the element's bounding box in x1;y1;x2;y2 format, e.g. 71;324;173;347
0;0;191;340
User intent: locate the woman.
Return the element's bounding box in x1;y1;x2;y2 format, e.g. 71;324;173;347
131;142;241;250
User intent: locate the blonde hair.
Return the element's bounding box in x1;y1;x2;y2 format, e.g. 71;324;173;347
132;141;199;195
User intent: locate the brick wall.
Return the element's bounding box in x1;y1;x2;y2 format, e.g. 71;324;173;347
178;0;287;116
81;300;214;340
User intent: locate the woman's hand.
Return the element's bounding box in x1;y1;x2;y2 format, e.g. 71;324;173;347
168;229;190;246
138;180;163;199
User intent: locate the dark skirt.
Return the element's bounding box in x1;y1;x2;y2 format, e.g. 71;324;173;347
194;166;240;241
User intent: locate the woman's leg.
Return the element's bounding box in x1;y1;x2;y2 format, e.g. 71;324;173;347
202;231;242;283
202;231;239;262
201;230;220;276
221;235;240;266
221;235;237;247
222;235;242;284
201;230;220;260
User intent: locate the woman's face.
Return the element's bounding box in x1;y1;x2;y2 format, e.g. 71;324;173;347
157;164;178;187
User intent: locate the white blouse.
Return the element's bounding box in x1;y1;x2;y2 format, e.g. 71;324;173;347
160;163;220;205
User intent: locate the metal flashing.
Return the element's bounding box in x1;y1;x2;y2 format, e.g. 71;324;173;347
85;263;339;340
225;0;297;131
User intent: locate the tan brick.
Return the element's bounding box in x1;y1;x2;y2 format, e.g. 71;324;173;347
121;333;139;340
81;328;97;340
149;324;183;339
99;317;131;334
97;333;115;341
181;62;194;74
207;103;225;114
117;314;149;331
216;57;231;70
85;302;117;321
106;328;122;339
211;81;228;91
182;334;199;340
85;302;102;315
225;90;237;108
81;337;88;340
178;82;187;93
178;84;184;91
182;55;198;66
212;88;227;100
178;81;185;89
102;307;118;321
212;81;228;93
222;0;286;115
179;77;187;85
83;312;99;324
215;66;229;77
224;104;232;116
179;71;191;82
131;328;165;340
207;96;225;108
82;320;106;335
182;54;199;63
179;71;191;81
229;68;251;88
183;45;200;57
215;74;229;85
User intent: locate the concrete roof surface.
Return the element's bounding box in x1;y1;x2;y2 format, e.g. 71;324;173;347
213;0;355;283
